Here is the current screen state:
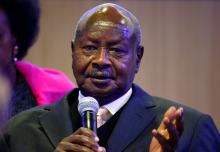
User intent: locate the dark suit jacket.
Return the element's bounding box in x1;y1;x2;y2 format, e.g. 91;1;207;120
1;84;220;152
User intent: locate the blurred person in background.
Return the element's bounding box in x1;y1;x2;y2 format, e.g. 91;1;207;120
0;0;75;118
0;72;10;127
0;72;10;152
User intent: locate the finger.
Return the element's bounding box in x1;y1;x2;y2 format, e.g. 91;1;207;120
164;117;179;146
159;107;177;130
164;106;176;119
56;141;94;152
175;107;184;135
63;134;99;151
99;147;106;152
54;147;65;152
73;127;99;141
152;129;174;152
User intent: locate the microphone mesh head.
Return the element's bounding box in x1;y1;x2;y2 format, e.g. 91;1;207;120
78;97;99;116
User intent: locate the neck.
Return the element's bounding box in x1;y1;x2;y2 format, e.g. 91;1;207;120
80;89;130;106
95;95;121;106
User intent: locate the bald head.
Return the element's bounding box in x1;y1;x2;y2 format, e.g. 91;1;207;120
73;3;141;45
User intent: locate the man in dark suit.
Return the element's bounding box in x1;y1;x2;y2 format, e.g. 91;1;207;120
1;3;220;152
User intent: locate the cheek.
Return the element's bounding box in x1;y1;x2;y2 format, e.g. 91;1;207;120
114;58;136;82
72;53;90;77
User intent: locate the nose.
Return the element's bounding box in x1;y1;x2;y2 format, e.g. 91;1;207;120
92;47;111;68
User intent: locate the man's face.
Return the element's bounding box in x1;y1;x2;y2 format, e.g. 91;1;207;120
72;21;141;104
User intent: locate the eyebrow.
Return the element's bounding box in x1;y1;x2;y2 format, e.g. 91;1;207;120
107;40;123;46
87;37;123;45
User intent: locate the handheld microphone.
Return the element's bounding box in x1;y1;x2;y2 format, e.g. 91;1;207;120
78;97;99;133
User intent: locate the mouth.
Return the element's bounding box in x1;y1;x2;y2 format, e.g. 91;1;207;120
85;78;111;88
86;71;114;80
90;75;112;79
86;72;114;84
89;75;113;82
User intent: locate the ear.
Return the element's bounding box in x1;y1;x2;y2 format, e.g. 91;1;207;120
71;40;76;62
71;39;75;51
135;45;144;73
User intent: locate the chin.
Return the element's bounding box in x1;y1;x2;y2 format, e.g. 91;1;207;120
89;88;113;96
81;84;114;96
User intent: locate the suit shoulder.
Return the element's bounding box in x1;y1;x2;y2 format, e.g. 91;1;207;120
5;103;56;131
152;96;206;119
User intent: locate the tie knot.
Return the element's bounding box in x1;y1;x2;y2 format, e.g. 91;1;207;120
97;107;112;128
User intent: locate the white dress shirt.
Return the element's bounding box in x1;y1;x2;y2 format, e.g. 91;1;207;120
78;88;132;116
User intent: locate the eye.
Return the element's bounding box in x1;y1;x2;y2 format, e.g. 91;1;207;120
109;47;126;56
82;45;97;52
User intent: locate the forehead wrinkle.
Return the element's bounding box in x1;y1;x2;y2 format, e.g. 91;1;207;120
87;35;125;45
86;21;132;40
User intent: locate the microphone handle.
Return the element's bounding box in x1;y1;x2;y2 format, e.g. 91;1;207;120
82;110;97;133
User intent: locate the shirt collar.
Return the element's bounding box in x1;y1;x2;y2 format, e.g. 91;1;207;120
78;88;132;115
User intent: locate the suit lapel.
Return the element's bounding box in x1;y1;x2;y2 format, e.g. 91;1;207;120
39;90;79;148
108;85;157;152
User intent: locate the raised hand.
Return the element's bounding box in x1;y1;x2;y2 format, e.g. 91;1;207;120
54;127;106;152
149;106;184;152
